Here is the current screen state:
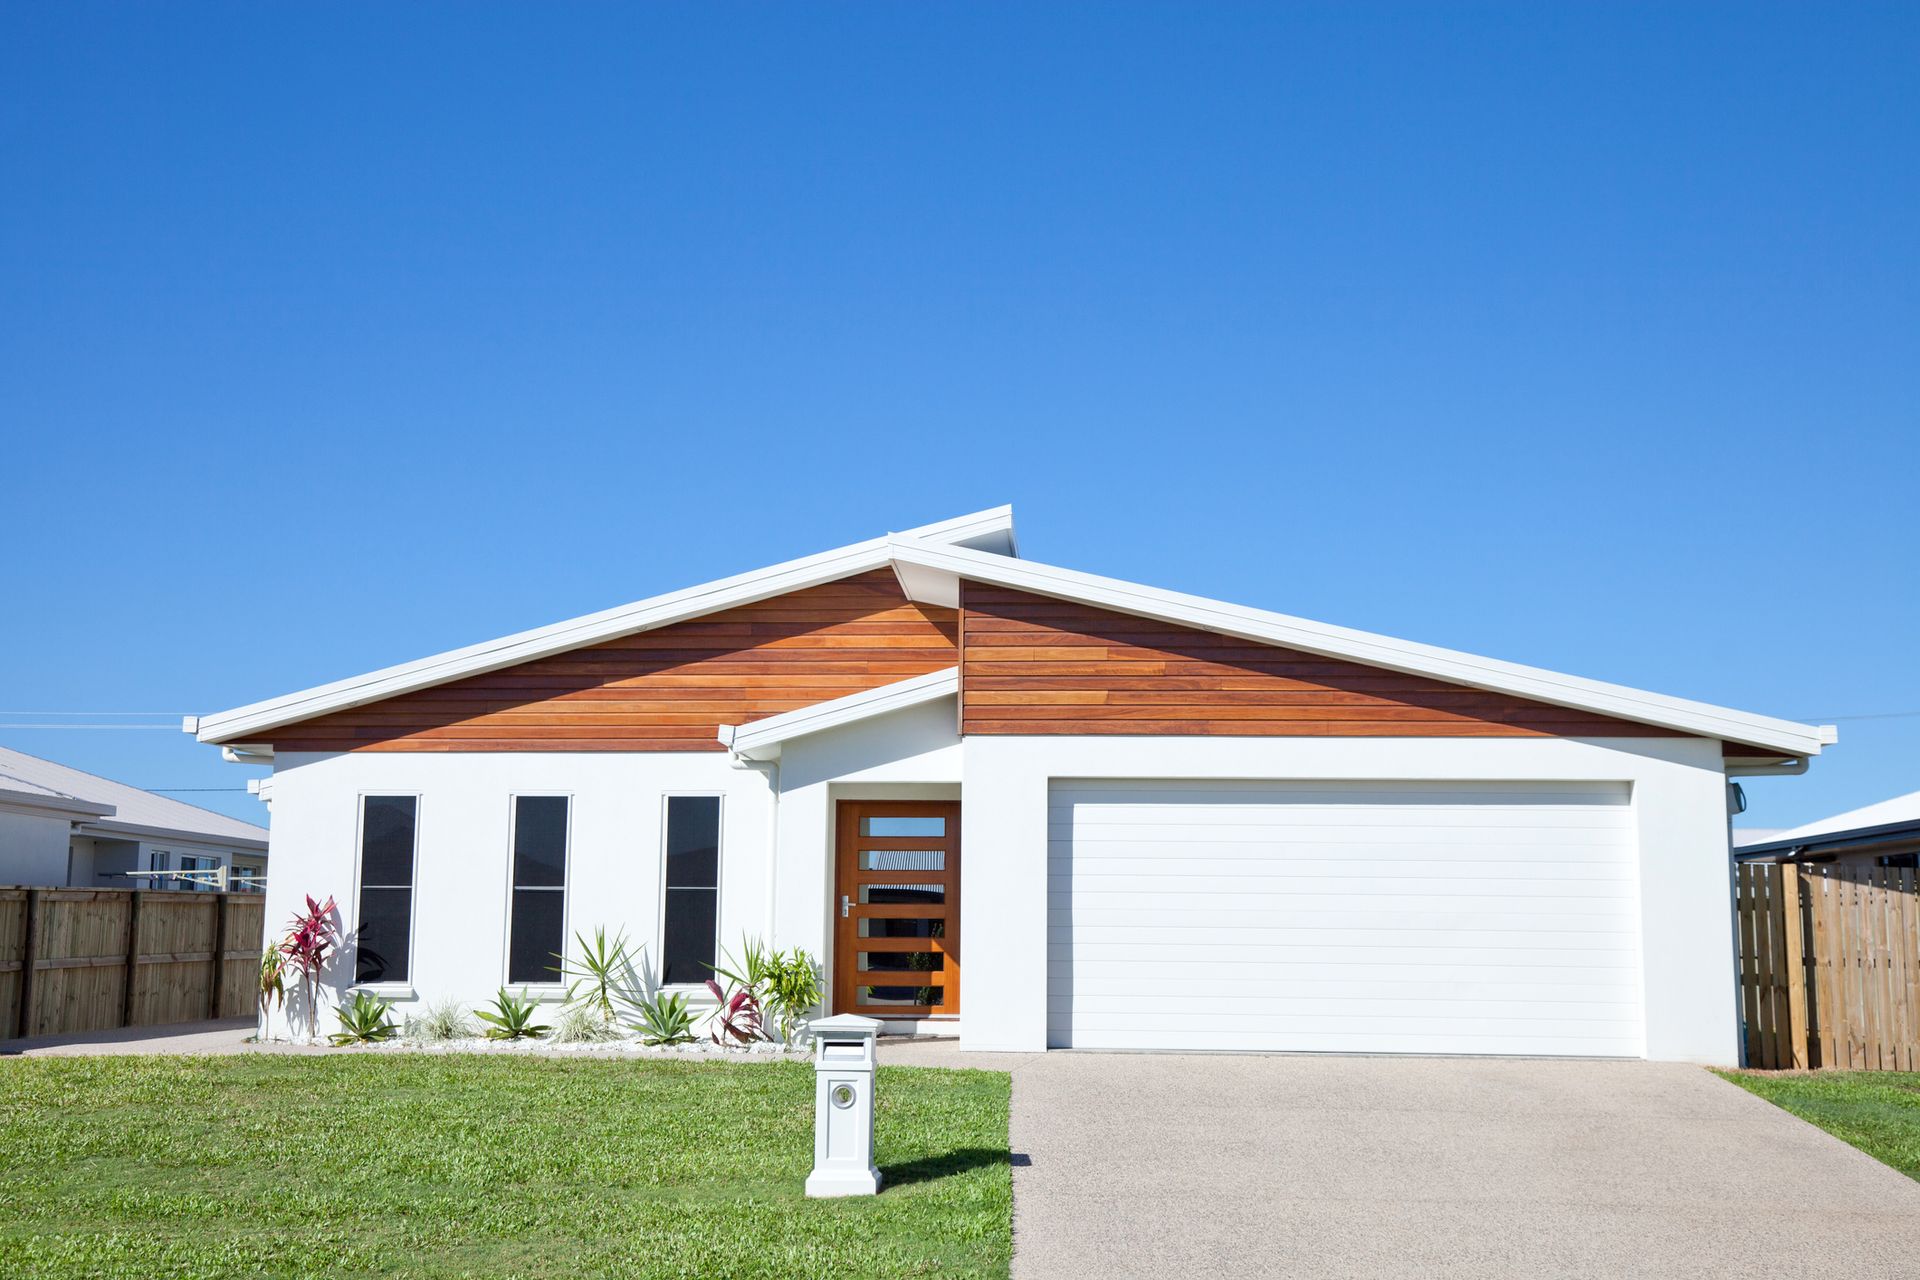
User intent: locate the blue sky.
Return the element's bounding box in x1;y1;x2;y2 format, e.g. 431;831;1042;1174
2;4;1914;831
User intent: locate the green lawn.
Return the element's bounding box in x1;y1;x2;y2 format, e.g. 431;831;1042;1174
0;1054;1011;1280
1717;1069;1920;1181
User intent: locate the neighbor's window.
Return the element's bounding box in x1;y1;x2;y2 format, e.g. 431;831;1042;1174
355;796;418;984
662;796;721;985
179;854;219;891
507;795;570;985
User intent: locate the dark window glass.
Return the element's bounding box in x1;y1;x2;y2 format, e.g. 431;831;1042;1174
509;889;565;984
666;795;720;887
356;888;412;984
361;796;418;885
662;796;720;985
507;796;568;984
512;795;569;888
355;796;417;984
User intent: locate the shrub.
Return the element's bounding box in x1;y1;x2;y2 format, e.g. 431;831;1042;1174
551;1003;624;1044
634;990;696;1046
477;988;550;1041
557;926;643;1027
257;945;286;1014
708;936;821;1044
329;991;398;1046
278;895;340;1042
403;998;476;1042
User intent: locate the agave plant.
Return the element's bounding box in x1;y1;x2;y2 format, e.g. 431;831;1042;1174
557;926;642;1027
634;990;696;1046
477;988;551;1041
278;895;339;1042
329;991;398;1046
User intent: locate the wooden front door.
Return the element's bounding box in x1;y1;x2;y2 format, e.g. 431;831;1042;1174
833;800;960;1018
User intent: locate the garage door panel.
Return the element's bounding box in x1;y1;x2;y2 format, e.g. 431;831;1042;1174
1052;1028;1642;1055
1047;780;1644;1056
1053;871;1637;896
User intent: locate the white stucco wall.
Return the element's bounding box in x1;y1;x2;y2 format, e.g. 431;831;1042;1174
960;734;1738;1064
259;726;1739;1063
260;750;777;1040
0;806;76;886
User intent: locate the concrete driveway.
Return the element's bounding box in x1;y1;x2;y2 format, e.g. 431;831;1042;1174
887;1044;1920;1278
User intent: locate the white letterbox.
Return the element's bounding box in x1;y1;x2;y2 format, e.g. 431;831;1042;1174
805;1013;882;1197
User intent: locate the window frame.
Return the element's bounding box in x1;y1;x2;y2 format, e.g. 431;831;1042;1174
656;792;724;990
502;792;573;990
350;792;422;991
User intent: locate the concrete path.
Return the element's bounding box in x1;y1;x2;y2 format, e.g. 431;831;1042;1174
886;1042;1920;1279
1;1017;259;1056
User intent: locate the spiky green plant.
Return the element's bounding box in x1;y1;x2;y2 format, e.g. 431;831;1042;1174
633;990;696;1046
476;988;550;1041
328;991;398;1046
556;926;643;1026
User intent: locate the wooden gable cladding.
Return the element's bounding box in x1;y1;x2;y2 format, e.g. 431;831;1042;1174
269;571;958;752
959;584;1688;739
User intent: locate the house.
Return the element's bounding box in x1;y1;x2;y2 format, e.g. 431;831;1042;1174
189;507;1833;1063
1734;789;1920;869
0;746;269;890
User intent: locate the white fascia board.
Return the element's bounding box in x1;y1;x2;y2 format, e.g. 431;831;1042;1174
195;507;1014;745
0;787;116;820
721;668;960;761
75;819;270;852
886;535;1834;758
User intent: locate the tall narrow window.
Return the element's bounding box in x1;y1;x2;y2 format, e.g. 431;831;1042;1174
662;796;720;985
508;795;570;985
356;796;417;984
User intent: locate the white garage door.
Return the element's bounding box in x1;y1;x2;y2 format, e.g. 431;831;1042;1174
1048;780;1644;1056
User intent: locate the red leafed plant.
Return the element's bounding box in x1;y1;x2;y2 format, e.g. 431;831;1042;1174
704;977;765;1045
280;895;340;1042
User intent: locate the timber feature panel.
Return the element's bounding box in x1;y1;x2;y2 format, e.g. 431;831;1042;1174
269;571;959;752
960;584;1690;738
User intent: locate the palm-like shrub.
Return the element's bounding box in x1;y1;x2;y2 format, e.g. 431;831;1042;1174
557;926;643;1027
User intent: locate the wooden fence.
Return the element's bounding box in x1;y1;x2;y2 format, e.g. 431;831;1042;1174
1736;862;1920;1070
0;888;265;1041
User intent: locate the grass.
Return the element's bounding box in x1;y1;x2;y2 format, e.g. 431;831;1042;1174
0;1054;1011;1279
1717;1069;1920;1181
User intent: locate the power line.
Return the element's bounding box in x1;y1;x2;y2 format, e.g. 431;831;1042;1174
144;787;251;793
0;711;190;716
0;723;181;730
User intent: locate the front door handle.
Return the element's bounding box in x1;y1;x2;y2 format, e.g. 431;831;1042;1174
841;894;851;918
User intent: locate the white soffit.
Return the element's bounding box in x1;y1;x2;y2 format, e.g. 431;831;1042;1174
196;507;1013;744
720;668;960;761
885;534;1834;758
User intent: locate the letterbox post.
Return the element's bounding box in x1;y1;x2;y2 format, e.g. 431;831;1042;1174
805;1013;882;1197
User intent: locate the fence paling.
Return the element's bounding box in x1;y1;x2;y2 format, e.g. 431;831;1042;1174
1737;863;1920;1071
0;887;264;1041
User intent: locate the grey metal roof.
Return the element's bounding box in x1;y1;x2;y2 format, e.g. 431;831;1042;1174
0;746;267;849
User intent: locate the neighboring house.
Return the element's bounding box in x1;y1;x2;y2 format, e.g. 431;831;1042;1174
0;746;269;891
189;506;1833;1064
1734;790;1920;869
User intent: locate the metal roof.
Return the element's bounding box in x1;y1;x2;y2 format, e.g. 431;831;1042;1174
0;746;268;849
